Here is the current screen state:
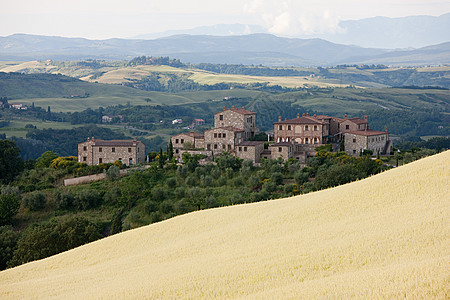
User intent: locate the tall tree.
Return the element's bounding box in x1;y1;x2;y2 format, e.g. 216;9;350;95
0;140;24;184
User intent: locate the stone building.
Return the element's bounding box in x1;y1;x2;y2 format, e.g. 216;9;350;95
269;142;293;161
344;129;392;156
171;131;205;155
170;107;393;164
274;113;330;145
78;137;145;166
214;106;258;139
235;141;265;163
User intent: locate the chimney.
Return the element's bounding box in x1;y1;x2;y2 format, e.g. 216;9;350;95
385;126;388;133
297;113;300;118
306;113;309;116
92;137;95;142
223;106;226;110
232;105;235;108
278;116;281;122
313;114;317;117
364;115;368;122
87;137;90;141
285;118;287;121
344;114;347;120
302;113;305;117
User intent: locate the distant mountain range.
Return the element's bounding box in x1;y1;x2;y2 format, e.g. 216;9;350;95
132;14;450;49
1;33;449;66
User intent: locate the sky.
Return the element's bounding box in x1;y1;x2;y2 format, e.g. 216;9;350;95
1;0;450;39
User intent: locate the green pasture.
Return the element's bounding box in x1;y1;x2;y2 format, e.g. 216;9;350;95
0;120;82;138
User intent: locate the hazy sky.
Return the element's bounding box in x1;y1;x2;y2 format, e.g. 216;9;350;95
2;0;449;39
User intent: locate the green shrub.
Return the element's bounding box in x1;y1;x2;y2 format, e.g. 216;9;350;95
0;194;19;225
73;189;102;210
0;225;20;270
22;191;46;211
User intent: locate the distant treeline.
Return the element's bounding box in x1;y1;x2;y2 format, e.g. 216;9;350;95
191;63;312;76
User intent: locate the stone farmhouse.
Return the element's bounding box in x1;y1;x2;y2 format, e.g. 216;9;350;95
170;107;392;163
171;106;265;163
78;137;145;166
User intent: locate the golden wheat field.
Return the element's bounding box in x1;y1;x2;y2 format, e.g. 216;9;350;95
0;151;448;299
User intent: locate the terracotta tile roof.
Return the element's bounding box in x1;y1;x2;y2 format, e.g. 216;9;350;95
215;107;255;115
90;139;142;147
238;141;265;146
172;132;204;138
205;126;244;132
274;116;325;125
348;117;368;124
270;142;293;146
346;130;388;136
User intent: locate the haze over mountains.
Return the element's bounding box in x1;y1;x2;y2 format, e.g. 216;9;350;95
134;14;450;49
0;13;449;66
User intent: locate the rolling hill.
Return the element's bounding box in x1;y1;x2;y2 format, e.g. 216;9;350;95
1;33;449;66
0;151;448;298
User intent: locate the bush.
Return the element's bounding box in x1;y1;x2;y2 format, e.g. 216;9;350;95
9;217;101;268
73;189;102;210
0;194;19;225
22;191;46;211
295;171;309;186
0;225;20;270
54;189;75;210
270;172;283;185
106;165;120;179
103;187;122;206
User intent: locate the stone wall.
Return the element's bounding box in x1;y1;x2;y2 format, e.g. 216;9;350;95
344;132;389;156
269;143;292;160
275;123;325;145
204;128;243;154
172;134;195;149
78;140;145;166
235;142;265;163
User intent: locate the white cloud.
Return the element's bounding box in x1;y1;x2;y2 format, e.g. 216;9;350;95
244;0;344;36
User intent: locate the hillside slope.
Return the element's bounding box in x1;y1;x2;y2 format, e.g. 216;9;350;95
0;151;448;298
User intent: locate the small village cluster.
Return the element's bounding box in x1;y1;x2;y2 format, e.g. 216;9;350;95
78;106;392;165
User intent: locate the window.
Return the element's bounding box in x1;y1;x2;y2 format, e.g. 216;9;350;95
278;147;282;152
214;133;217;138
239;147;242;151
207;144;211;150
218;133;222;138
83;156;87;161
219;115;223;120
305;138;309;144
99;158;103;164
346;125;350;130
83;146;87;151
279;125;282;130
353;150;356;154
180;139;184;144
119;158;122;161
99;147;102;152
214;144;217;149
175;139;179;144
175;149;179;154
223;133;226;138
353;139;356;143
129;158;133;165
244;147;247;152
112;147;115;152
314;125;317;131
288;125;291;130
128;148;131;153
305;125;309;131
314;138;318;144
222;144;225;150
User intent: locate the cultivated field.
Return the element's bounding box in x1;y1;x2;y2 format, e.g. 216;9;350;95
0;151;448;299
